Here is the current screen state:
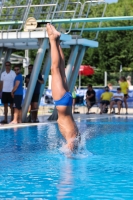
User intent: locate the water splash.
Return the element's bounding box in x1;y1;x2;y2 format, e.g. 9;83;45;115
59;132;93;159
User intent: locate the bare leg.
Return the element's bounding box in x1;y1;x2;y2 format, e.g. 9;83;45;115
3;104;8;122
124;97;128;113
110;101;115;113
49;24;69;92
31;103;34;121
99;104;103;114
102;104;106;113
117;101;121;114
47;23;66;100
56;39;69;92
18;110;22;123
10;104;14;121
31;102;38;122
33;102;38;121
86;99;91;113
28;105;31;113
10;108;18;124
47;24;78;151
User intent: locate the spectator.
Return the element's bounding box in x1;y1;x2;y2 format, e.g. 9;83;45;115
126;76;132;86
108;83;113;91
99;86;113;114
0;61;16;124
110;88;124;115
10;65;23;124
72;87;79;114
25;64;44;122
86;84;96;114
119;76;129;114
72;87;77;113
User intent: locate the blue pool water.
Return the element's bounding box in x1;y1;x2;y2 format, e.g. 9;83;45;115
0;117;133;199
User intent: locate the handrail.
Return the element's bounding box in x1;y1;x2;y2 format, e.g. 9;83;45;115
75;0;105;30
1;4;57;9
93;2;107;40
65;1;82;34
0;2;58;32
77;0;107;38
0;0;33;33
68;26;133;31
0;16;133;26
0;1;82;34
53;1;83;34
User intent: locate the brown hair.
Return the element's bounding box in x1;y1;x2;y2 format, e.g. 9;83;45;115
121;76;126;82
5;61;11;65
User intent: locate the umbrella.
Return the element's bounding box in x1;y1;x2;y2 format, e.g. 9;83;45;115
78;65;94;88
79;65;94;76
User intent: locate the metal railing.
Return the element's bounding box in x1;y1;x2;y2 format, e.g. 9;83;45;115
0;0;107;37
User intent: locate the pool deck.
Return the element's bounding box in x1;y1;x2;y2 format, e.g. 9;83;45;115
0;106;133;129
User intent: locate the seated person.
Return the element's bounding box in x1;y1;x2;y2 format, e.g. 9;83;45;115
110;87;124;115
86;84;96;114
99;86;113;114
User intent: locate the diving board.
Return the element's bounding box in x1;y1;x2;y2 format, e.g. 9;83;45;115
0;31;71;49
62;39;98;48
0;31;71;40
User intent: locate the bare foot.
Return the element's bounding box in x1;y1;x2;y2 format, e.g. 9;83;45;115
50;24;61;37
46;23;60;40
9;121;18;124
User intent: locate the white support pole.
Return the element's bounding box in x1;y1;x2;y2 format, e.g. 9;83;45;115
120;64;122;77
104;71;107;86
22;38;48;122
24;49;30;77
79;74;81;89
0;48;12;76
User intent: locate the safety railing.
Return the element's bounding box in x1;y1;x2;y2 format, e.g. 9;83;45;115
0;0;59;31
0;0;107;38
79;0;107;39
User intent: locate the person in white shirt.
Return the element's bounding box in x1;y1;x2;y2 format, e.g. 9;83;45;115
110;87;124;115
0;61;16;124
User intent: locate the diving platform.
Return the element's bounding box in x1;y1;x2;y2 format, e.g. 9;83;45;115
0;31;71;49
0;0;124;122
62;38;98;48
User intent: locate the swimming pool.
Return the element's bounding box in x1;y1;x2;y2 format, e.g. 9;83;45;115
0;117;133;199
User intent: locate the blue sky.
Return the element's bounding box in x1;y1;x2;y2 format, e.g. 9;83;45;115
105;0;118;3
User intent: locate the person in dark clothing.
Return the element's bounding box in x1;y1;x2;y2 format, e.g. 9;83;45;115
25;64;44;122
86;84;96;114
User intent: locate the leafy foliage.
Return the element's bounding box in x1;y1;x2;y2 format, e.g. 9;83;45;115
2;0;133;86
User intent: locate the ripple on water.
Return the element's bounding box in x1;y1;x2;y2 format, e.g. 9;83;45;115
0;118;133;199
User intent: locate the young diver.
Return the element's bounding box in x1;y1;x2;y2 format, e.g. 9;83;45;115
46;23;80;151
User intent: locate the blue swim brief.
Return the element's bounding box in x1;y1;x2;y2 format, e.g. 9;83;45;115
54;92;73;106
